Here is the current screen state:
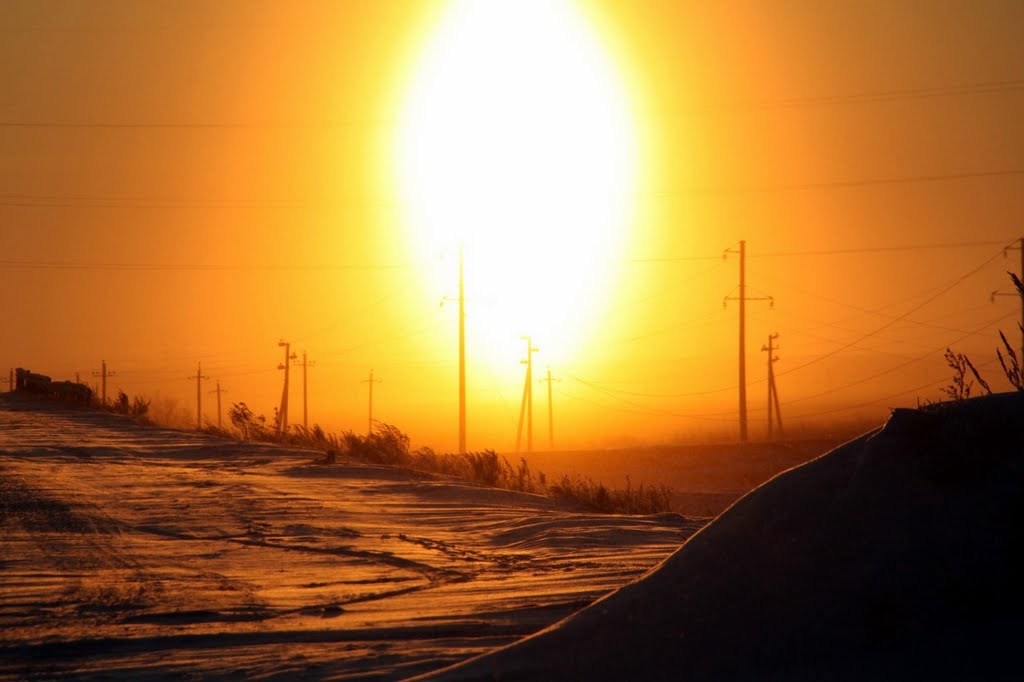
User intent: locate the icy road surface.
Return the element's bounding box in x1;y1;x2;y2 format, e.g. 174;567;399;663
0;395;704;680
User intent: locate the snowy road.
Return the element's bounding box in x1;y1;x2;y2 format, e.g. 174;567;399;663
0;395;703;680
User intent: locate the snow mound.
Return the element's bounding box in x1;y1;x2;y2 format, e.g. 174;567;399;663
415;391;1024;681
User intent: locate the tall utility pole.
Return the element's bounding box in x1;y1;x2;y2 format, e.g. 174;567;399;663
515;336;539;453
209;381;227;429
91;360;115;405
362;369;382;437
293;351;315;430
724;241;772;442
761;333;783;440
2;369;13;392
188;362;209;430
277;340;297;434
991;237;1024;360
540;366;559;450
458;246;467;454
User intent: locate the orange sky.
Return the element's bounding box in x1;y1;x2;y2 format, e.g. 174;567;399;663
2;0;1023;451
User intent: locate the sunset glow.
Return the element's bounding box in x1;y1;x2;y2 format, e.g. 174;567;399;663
396;0;636;367
2;1;1023;452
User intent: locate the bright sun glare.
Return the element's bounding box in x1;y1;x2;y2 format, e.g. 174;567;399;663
397;0;636;368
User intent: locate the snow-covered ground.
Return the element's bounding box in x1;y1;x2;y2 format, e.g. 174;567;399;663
0;394;704;680
420;391;1024;681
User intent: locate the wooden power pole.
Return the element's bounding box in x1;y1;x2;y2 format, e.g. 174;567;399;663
277;340;297;433
209;380;227;430
362;369;382;436
458;246;467;454
188;362;209;430
540;366;559;450
724;240;772;442
515;336;539;453
991;237;1024;360
762;332;783;440
294;351;315;430
92;360;115;405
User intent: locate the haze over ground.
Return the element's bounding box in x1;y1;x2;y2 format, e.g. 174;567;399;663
2;0;1022;451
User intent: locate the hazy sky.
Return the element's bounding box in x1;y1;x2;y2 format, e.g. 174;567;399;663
2;0;1023;450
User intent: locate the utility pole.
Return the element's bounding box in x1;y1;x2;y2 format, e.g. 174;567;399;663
277;340;297;434
515;336;539;453
91;360;115;405
724;240;772;443
540;366;560;450
362;369;383;436
458;246;467;454
990;237;1024;360
294;351;315;430
209;381;227;430
761;333;783;440
2;369;12;392
188;362;209;430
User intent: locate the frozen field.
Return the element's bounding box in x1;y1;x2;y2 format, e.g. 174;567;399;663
0;395;704;680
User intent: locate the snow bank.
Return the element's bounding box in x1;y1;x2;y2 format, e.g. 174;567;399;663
417;391;1024;681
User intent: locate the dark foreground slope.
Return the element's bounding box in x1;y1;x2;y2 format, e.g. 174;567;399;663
416;392;1024;681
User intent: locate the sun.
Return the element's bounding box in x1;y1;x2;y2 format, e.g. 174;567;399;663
396;0;636;370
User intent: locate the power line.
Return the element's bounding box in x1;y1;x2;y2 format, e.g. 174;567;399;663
624;239;1014;264
3;167;1021;212
0;258;413;271
0;120;392;130
781;309;1017;409
642;169;1024;199
2;239;1011;273
786;355;1004;421
3;78;1021;130
673;79;1024;114
571;244;1013;404
748;239;1014;258
772;246;1009;380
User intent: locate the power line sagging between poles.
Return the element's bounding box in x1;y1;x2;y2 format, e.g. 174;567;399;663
724;240;773;442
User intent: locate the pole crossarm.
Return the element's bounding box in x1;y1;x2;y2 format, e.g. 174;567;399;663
724;294;774;306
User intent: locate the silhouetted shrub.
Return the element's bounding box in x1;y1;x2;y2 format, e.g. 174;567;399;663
229;402;269;441
549;473;674;515
109;390;150;419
